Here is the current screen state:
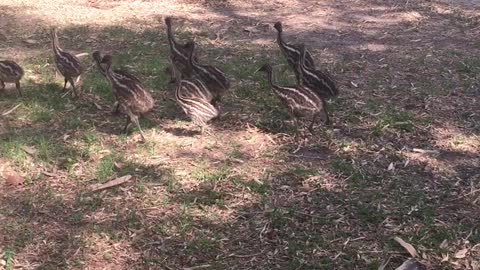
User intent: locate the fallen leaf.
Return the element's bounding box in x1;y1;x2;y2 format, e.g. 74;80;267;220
441;253;449;262
3;169;24;186
24;39;39;44
395;259;425;270
21;145;37;155
440;239;448;249
394;236;418;258
114;162;123;170
454;248;469;259
93;102;102;110
388;162;395;171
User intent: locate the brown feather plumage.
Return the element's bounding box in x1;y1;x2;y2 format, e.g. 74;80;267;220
0;60;24;96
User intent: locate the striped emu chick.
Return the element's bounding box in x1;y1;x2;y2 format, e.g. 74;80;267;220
184;41;229;107
102;54;154;142
50;27;84;97
274;22;315;80
164;17;198;83
93;51;142;114
0;60;24;96
258;63;328;133
172;65;219;133
296;44;338;100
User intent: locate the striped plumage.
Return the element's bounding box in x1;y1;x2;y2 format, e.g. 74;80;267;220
296;44;338;99
258;63;329;132
177;78;214;103
172;65;219;132
0;60;24;96
51;27;84;97
93;51;142;114
102;54;155;142
185;41;229;107
274;22;315;80
164;17;197;82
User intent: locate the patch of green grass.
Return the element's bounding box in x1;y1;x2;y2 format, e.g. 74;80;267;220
83;73;112;101
192;163;230;183
193;189;225;206
373;110;415;135
291;166;317;178
2;247;15;270
95;152;120;182
63;115;84;130
73;194;103;212
331;159;355;176
125;211;143;230
82;130;98;145
226;144;244;160
235;179;270;195
35;136;57;162
417;226;456;249
166;174;181;192
354;202;386;225
330;159;366;185
188;236;219;253
269;208;289;229
27;102;53;123
178;204;194;234
0;139;28;165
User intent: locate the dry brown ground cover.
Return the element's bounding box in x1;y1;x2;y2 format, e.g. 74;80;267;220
0;0;479;269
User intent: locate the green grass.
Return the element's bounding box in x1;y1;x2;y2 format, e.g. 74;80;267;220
95;152;121;182
2;248;15;270
0;139;29;165
235;179;270;195
192;163;230;183
1;16;479;270
373;110;415;135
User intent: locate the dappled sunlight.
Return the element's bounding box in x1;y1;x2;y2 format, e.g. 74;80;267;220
1;0;480;269
82;232;139;269
432;126;480;154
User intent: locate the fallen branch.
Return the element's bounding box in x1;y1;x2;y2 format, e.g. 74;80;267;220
90;175;132;192
412;148;439;154
183;265;211;270
394;236;418;258
2;104;21;116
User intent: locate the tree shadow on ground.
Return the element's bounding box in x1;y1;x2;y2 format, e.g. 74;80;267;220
1;1;480;269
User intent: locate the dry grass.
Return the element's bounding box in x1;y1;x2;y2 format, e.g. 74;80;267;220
1;0;480;269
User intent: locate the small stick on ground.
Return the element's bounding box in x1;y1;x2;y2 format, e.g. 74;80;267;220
90;175;132;192
2;104;21;116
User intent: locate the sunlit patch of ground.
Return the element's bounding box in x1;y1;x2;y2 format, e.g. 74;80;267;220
1;0;480;269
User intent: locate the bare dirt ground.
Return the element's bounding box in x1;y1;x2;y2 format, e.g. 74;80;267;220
1;0;479;269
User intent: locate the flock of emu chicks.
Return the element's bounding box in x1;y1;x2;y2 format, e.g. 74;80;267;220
0;18;339;142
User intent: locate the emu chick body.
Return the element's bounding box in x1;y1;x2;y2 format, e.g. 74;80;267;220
0;60;24;96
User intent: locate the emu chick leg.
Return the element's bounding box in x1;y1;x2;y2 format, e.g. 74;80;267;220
62;78;68;92
68;77;78;97
15;80;22;96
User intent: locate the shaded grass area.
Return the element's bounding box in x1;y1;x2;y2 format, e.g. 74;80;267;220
1;2;480;270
